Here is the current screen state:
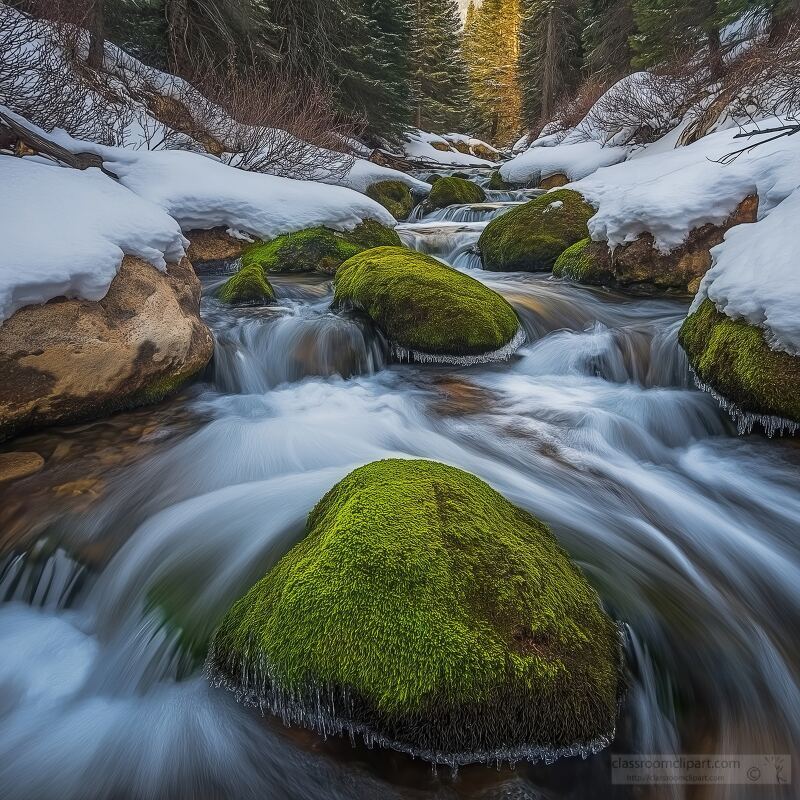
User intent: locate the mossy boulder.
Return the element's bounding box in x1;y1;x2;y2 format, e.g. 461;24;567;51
426;174;442;185
207;459;622;764
487;170;510;190
479;189;595;272
333;246;522;363
553;238;613;284
217;260;275;305
365;181;414;220
679;299;800;429
424;176;486;212
241;221;401;276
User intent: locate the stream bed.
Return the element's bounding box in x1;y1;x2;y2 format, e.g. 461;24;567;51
0;195;798;800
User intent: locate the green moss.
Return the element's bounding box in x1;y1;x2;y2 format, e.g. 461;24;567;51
208;459;621;759
217;261;275;304
487;170;509;190
424;176;486;212
365;180;414;220
426;174;442;185
553;238;612;284
333;246;520;359
479;189;595;272
241;221;401;276
679;299;800;424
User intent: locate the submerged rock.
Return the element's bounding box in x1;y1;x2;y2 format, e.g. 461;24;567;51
366;181;414;220
679;299;800;434
332;246;523;364
207;459;622;766
217;259;275;305
0;256;213;441
239;221;401;276
479;189;594;272
424;176;486;212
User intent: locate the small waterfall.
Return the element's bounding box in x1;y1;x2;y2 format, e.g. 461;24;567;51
0;547;87;610
205;300;387;394
410;202;522;223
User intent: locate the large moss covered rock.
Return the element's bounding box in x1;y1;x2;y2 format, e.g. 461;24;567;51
207;459;621;764
679;299;800;431
333;246;522;363
240;221;401;276
424;176;486;212
217;260;275;305
479;189;595;272
365;181;414;220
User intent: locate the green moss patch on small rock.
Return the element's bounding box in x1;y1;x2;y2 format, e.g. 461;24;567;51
479;189;595;272
553;238;613;284
424;176;486;212
487;170;510;190
332;246;522;363
365;180;414;220
207;458;622;764
217;260;275;305
679;299;800;432
241;221;401;276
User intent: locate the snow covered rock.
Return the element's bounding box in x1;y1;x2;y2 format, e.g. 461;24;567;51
678;185;800;434
402;130;495;167
501;140;629;188
0;256;212;440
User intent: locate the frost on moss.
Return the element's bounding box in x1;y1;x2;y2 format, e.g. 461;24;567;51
479;189;595;272
365;180;414;220
217;260;275;305
207;459;622;765
553;238;612;284
424;176;486;212
679;299;800;430
241;221;401;276
332;246;521;361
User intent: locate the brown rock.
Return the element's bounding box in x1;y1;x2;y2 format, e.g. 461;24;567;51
539;173;569;190
0;256;213;441
0;451;44;483
185;228;249;264
589;195;758;294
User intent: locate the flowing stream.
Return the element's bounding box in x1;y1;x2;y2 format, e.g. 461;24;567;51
0;191;798;800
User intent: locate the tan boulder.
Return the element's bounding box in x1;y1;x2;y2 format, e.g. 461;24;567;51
590;195;758;294
539;173;570;190
0;256;213;441
185;228;248;264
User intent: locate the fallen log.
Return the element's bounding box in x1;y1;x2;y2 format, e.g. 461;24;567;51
0;109;118;179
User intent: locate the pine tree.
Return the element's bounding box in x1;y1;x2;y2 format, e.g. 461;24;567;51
519;0;582;128
630;0;724;75
463;0;524;143
333;0;413;140
408;0;468;131
581;0;634;80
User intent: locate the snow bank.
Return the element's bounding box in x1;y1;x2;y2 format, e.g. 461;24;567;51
500;140;629;185
402;130;494;166
570;118;800;251
693;186;800;354
0;157;185;324
90;146;397;237
336;158;431;195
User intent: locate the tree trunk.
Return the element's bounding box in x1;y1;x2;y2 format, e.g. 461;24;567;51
166;0;191;75
539;9;556;125
87;0;105;70
707;28;723;81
